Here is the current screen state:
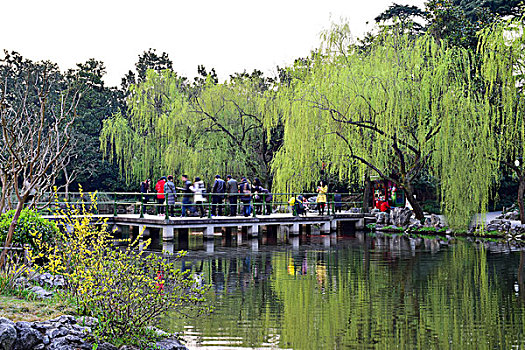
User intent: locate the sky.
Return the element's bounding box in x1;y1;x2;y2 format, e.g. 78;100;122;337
1;0;426;87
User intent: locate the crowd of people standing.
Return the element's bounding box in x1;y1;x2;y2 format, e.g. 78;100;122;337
140;174;273;218
140;175;344;218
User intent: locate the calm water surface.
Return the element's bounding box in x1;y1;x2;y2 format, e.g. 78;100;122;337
156;230;525;349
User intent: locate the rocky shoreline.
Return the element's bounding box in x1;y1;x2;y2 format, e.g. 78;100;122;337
370;207;525;240
0;315;187;350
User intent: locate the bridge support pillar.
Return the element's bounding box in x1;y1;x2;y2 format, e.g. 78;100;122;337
321;222;330;234
205;239;214;252
237;230;243;244
247;224;259;237
331;233;337;245
355;218;365;230
290;223;300;235
290;236;299;250
204;226;214;239
251;238;259;251
162;226;174;241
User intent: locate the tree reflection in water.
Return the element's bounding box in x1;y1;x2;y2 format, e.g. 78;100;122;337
162;233;525;349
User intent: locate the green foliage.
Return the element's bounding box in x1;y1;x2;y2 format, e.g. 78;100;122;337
381;225;405;232
29;191;210;347
101;69;280;186
64;59;126;192
0;209;59;250
0;255;29;296
268;24;498;228
422;200;441;215
412;226;438;233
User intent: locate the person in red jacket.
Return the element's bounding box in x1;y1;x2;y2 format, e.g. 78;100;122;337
155;176;167;215
380;200;390;212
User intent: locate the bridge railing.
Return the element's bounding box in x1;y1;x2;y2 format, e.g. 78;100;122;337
27;191;364;219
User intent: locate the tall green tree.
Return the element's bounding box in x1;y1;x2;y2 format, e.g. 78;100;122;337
121;48;175;91
101;69;279;187
64;59;127;192
477;18;525;222
267;24;497;227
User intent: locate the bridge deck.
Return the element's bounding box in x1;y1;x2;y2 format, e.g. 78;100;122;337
43;212;376;239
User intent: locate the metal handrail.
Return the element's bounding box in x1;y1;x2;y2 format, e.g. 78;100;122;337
17;191;364;219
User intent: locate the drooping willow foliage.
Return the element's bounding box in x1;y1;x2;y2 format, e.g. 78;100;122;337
477;19;525;200
100;20;524;229
100;69;277;186
267;24;502;228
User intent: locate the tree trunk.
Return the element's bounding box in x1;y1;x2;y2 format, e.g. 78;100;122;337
403;183;425;222
518;176;525;225
0;200;25;269
362;171;372;213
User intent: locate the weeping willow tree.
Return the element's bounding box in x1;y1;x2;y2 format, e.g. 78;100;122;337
101;69;278;187
267;24;498;228
478;18;525;223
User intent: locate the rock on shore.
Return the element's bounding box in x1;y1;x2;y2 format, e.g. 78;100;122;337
0;316;187;350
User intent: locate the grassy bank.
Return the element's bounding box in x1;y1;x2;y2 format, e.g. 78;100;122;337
0;294;75;322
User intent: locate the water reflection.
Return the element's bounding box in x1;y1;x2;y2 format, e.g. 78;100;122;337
158;231;525;349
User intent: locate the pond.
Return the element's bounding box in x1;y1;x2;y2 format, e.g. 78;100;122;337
157;230;525;349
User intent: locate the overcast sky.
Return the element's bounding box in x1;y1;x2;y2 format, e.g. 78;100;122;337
1;0;426;87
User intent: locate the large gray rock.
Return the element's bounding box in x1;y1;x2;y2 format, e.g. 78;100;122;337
49;315;76;325
14;322;43;350
47;337;76;350
46;327;69;339
96;342;118;350
430;214;441;228
155;337;188;350
30;286;53;299
0;322;17;350
390;207;413;227
75;316;98;328
504;211;520;220
376;212;389;225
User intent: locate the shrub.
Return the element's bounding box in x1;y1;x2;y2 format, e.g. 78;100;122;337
28;190;210;347
0;209;59;250
381;225;404;232
0;254;29;296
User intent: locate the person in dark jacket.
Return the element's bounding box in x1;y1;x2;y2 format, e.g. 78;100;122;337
259;187;273;215
178;175;193;217
140;179;151;209
334;190;342;213
252;178;263;215
164;175;177;217
226;175;238;216
211;175;226;216
239;177;252;217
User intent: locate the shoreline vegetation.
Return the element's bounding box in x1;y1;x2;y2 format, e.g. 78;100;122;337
0;191;208;349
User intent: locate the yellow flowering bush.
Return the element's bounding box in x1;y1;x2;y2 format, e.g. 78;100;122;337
28;188;209;346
